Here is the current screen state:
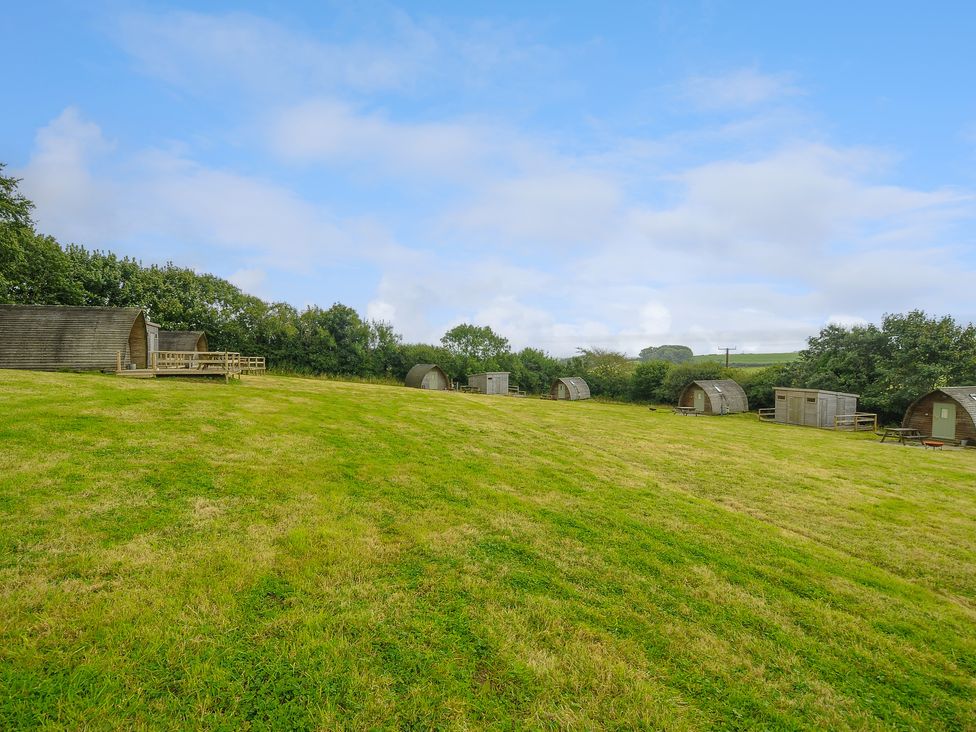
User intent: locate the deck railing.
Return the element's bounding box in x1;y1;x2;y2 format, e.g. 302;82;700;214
240;356;266;374
116;350;266;380
152;350;242;372
758;408;777;422
834;413;878;432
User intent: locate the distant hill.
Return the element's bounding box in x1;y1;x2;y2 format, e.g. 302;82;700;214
690;352;800;367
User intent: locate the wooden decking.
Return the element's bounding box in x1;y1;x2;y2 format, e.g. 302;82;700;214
116;351;266;380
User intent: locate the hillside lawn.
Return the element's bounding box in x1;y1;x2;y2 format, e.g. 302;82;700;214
690;352;799;367
1;371;974;730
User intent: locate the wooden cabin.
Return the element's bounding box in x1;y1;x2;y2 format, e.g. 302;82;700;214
678;379;748;414
0;304;156;371
467;372;510;395
550;376;591;400
902;387;976;444
769;387;858;428
159;330;208;352
404;363;451;390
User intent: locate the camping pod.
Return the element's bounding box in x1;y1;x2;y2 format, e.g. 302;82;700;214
677;379;748;414
0;304;155;371
550;377;591;400
404;364;451;390
159;330;209;352
902;387;976;444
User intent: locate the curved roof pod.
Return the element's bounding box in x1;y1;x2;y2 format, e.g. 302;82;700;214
902;387;976;443
678;379;748;414
0;304;151;371
405;363;451;390
159;330;209;352
551;376;591;400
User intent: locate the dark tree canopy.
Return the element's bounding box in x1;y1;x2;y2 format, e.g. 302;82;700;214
639;344;693;364
0;164;34;228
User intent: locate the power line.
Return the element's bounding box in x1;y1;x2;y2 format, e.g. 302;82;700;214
718;346;737;368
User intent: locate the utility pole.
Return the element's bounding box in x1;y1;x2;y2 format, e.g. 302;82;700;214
718;346;737;368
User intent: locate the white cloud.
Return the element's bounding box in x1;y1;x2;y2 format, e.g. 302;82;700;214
270;100;500;178
680;67;800;110
228;268;267;296
621;145;970;273
16;108;120;243
16;108;398;279
444;171;622;245
113;8;556;102
114;10;432;95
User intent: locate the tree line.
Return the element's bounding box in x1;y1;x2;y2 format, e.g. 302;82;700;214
3;164;974;416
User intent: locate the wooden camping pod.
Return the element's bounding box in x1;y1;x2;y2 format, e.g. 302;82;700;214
902;387;976;443
159;330;209;352
0;304;155;371
677;379;748;414
405;364;451;390
550;376;591;400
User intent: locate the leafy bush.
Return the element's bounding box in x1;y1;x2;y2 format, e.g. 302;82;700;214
631;361;673;402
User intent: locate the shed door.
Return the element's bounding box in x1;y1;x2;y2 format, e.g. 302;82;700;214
487;375;494;394
693;389;705;412
932;402;956;440
787;396;803;424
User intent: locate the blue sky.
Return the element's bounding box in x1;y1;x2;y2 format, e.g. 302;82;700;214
3;1;975;355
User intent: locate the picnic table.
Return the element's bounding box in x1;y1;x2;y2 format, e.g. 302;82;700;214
880;427;924;445
672;406;699;416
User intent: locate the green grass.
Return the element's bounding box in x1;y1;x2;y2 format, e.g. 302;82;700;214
1;370;974;730
691;352;800;367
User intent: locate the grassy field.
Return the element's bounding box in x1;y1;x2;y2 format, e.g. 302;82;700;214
1;371;974;730
691;352;799;367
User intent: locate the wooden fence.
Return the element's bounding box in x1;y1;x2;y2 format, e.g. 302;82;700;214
240;356;266;374
116;351;266;380
833;413;878;432
758;408;776;422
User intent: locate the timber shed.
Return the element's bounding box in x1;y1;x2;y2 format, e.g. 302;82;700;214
467;372;509;395
678;379;748;414
902;387;976;444
0;304;155;371
551;376;591;400
405;363;451;390
159;330;208;352
770;387;858;428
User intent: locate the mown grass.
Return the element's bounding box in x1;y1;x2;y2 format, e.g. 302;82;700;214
1;370;974;730
691;352;799;367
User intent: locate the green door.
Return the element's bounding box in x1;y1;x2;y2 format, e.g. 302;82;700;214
932;402;956;439
694;389;705;412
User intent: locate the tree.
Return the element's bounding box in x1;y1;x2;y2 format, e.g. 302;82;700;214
0;230;84;305
441;323;510;360
638;344;693;364
570;348;635;399
367;320;402;377
631;360;673;402
440;323;510;375
0;164;34;228
736;363;796;409
511;347;563;395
